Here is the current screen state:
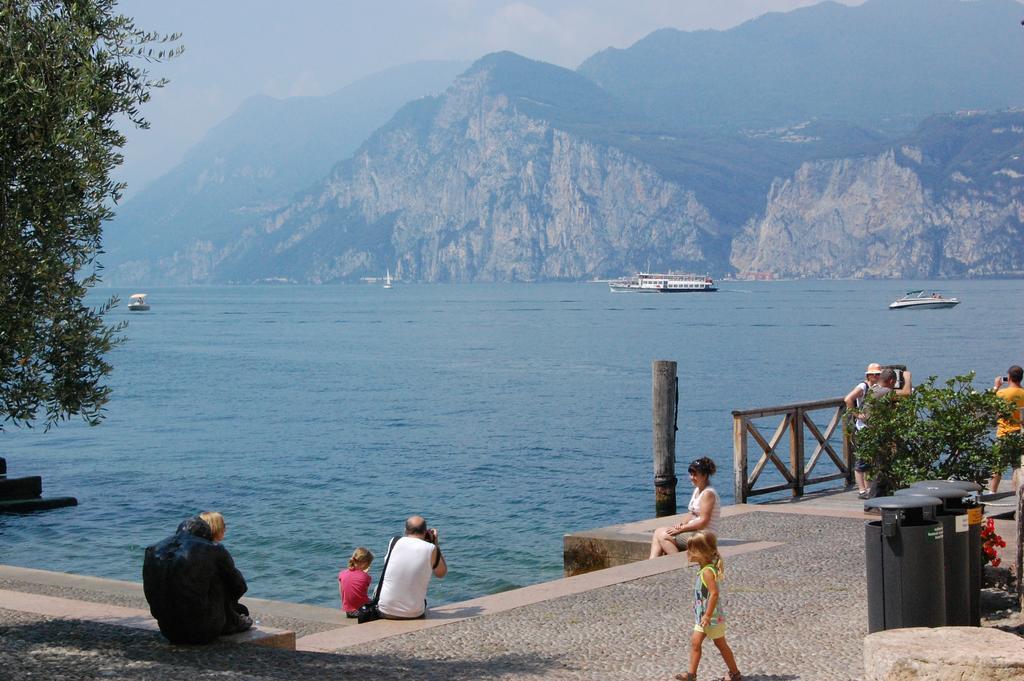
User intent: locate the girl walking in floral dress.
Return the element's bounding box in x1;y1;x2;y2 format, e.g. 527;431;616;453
674;531;741;681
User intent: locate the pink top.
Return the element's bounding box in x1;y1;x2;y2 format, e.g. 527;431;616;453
338;567;371;612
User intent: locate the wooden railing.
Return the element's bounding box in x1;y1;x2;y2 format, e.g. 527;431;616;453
733;397;853;503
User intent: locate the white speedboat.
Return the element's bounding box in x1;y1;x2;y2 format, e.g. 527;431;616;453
888;290;959;310
127;293;150;312
609;272;717;293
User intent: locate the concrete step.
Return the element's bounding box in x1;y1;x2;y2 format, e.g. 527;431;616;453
0;589;295;649
0;476;42;500
0;564;352;629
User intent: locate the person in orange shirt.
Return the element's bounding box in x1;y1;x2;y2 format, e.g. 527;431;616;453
990;365;1024;493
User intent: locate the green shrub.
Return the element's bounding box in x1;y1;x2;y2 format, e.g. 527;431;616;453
853;373;1013;491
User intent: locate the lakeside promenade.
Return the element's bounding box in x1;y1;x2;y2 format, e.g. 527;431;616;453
1;488;1020;680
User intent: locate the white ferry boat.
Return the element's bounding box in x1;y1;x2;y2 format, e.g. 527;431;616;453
608;272;717;293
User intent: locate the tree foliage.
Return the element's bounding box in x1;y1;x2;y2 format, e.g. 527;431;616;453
0;0;180;430
853;373;1013;490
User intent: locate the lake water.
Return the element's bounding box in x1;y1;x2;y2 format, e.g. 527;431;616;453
1;280;1021;607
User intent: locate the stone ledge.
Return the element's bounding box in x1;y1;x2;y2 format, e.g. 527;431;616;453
563;528;751;576
0;589;295;650
220;626;295;650
0;564;350;627
864;626;1024;681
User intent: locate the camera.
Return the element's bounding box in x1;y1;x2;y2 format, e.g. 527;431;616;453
884;364;907;390
426;528;438;544
1003;376;1010;383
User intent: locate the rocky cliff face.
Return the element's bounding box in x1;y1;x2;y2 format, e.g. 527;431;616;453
104;60;468;285
111;55;1024;284
731;114;1024;278
207;56;725;283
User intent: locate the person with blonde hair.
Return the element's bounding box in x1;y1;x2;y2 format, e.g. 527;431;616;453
143;514;252;644
339;547;375;617
198;511;251;631
199;511;225;542
674;531;742;681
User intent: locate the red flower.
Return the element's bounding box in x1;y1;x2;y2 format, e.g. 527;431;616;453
979;518;1005;567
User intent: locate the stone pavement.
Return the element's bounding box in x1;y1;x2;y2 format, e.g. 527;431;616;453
356;511;869;681
1;490;1020;680
0;510;866;680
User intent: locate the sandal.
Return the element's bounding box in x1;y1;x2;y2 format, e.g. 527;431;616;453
722;673;742;681
673;674;696;681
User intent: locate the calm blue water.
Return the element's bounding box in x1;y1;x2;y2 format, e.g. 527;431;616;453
1;280;1021;606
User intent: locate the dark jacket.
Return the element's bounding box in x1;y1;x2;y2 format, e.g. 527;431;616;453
143;517;248;644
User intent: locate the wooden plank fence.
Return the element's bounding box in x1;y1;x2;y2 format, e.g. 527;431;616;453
733;397;854;503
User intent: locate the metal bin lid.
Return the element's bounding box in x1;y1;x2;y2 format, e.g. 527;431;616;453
896;486;967;500
913;479;982;492
864;494;943;511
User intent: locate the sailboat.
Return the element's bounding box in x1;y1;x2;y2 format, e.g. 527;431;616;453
383;269;393;289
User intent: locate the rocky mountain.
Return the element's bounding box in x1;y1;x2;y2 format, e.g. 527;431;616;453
730;111;1024;278
110;50;893;284
104;0;1024;284
207;53;730;283
103;60;467;283
579;0;1024;133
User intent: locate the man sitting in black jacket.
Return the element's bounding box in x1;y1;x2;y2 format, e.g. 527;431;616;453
143;515;253;644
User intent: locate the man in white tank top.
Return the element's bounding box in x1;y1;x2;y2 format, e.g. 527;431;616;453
378;515;448;619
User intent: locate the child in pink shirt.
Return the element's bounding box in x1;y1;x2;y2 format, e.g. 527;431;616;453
339;547;374;616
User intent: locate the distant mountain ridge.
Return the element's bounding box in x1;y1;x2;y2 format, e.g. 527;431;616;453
103;60;467;282
103;0;1024;284
578;0;1024;133
195;53;727;283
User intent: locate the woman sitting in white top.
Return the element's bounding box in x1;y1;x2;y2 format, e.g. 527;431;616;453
649;457;722;559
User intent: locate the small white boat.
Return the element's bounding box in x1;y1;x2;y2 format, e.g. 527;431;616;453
127;293;150;312
888;290;959;310
609;272;717;293
383;269;393;289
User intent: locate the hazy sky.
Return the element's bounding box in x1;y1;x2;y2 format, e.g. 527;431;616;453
116;0;866;196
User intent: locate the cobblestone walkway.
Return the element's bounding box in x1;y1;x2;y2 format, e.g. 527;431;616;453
359;512;868;680
0;512;872;680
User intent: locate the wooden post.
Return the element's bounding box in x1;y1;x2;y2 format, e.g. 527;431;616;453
733;414;748;503
841;406;854;486
1017;486;1023;607
790;408;805;498
652;360;678;517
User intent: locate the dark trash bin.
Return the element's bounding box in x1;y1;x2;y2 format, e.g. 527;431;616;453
864;495;946;633
895;487;971;626
911;480;983;626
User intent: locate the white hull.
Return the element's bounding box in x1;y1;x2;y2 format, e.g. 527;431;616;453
127;293;149;311
888;290;959;309
888;299;959;310
609;272;716;293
